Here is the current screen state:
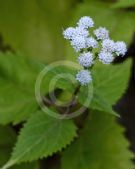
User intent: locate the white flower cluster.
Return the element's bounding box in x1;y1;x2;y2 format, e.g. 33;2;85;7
99;52;114;64
77;16;94;29
63;16;127;85
115;41;127;56
63;16;96;52
76;70;92;85
78;52;93;68
94;27;109;40
99;39;127;64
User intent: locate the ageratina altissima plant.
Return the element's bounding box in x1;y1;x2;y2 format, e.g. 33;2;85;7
0;15;132;169
63;16;127;85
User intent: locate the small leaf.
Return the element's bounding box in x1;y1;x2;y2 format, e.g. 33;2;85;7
61;111;134;169
2;111;77;168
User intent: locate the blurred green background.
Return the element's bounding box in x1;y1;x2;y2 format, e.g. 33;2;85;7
0;0;135;63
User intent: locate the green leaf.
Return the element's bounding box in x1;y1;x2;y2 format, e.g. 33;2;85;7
0;126;16;166
41;64;78;94
90;91;118;116
0;52;78;124
112;0;135;8
78;59;131;114
0;52;43;124
0;0;77;62
92;59;131;106
61;111;134;169
0;81;38;125
2;111;77;169
0;52;44;87
0;126;39;169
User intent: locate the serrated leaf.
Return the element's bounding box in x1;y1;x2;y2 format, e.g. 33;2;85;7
90;91;118;116
0;126;39;169
92;59;131;106
0;53;77;124
78;59;131;114
2;111;77;169
61;111;134;169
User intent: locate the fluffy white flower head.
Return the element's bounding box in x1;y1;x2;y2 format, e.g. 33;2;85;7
74;27;89;38
63;27;76;40
63;27;89;40
94;27;109;40
98;51;114;64
102;39;115;53
71;36;86;52
78;52;94;67
86;37;98;48
76;70;92;85
115;41;127;56
77;16;94;29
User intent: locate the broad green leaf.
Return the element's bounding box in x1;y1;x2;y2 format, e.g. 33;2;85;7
2;111;77;169
0;52;43;124
0;80;38;125
112;0;135;8
78;59;131;114
0;53;77;124
0;0;77;62
92;59;131;106
77;83;115;115
90;91;117;116
0;52;44;87
61;111;134;169
0;126;39;169
0;52;77;92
